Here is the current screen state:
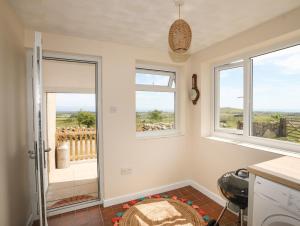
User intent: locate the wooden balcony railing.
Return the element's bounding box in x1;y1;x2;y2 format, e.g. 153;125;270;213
56;128;97;161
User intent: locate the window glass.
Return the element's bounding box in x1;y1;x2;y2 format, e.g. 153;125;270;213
136;73;171;86
218;67;244;130
136;91;175;132
252;45;300;144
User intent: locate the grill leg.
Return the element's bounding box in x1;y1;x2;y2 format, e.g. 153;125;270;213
215;203;228;224
239;209;244;226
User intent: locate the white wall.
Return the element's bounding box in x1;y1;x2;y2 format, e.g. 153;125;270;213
24;31;193;200
22;5;300;218
0;0;30;225
190;7;300;195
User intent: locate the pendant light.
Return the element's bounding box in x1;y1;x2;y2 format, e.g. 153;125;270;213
168;0;192;54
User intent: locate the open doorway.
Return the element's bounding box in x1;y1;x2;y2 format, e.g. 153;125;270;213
42;57;101;211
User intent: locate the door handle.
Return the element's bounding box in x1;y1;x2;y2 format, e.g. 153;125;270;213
44;147;52;152
43;141;51;152
28;150;36;159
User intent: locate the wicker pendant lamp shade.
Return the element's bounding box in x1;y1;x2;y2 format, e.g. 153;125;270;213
169;1;192;54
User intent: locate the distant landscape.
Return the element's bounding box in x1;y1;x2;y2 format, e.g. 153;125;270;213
56;111;96;128
56;110;175;132
136;110;175;132
56;108;300;143
220;107;300;143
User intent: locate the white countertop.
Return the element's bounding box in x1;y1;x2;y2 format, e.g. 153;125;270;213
248;156;300;191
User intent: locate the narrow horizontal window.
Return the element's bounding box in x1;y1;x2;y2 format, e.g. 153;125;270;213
136;69;175;88
136;73;169;86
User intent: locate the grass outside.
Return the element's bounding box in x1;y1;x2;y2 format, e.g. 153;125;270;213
57;111;175;132
220;107;300;143
136;111;175;132
57;109;300;143
56;112;96;128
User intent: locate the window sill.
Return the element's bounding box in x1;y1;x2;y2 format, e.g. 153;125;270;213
136;130;183;140
205;136;300;158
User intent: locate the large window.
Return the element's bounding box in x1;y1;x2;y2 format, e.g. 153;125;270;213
252;45;300;143
214;44;300;150
136;67;177;134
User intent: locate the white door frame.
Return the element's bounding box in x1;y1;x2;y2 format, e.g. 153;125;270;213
26;48;38;225
31;32;48;226
26;49;104;219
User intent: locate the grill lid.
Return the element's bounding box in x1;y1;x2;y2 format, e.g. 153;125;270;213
218;169;249;209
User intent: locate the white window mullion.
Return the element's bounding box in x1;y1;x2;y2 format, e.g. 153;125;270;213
136;85;176;92
214;68;221;131
243;58;252;137
248;59;253;137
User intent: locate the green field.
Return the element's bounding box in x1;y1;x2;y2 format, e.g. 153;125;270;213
57;109;300;143
220;107;300;143
56;111;96;128
219;108;243;128
136;110;175;132
57;110;175;131
220;108;300;126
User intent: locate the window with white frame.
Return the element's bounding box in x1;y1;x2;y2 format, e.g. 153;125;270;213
215;64;244;134
135;67;177;133
214;44;300;149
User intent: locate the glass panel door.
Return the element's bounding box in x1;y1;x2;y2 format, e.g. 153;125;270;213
42;57;99;210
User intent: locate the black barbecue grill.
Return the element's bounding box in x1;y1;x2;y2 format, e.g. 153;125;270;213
208;168;249;226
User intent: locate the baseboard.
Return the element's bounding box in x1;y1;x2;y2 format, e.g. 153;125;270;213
29;179;231;219
103;180;190;207
188;180;226;207
103;179;226;208
190;180;242;217
26;212;33;226
102;179;242;219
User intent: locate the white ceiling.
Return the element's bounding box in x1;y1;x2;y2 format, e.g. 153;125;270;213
9;0;300;52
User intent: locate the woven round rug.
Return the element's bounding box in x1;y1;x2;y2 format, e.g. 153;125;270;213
119;198;205;226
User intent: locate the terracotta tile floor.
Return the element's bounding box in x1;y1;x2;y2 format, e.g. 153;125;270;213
34;186;242;226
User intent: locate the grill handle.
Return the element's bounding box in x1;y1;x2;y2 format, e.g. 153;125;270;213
235;168;248;177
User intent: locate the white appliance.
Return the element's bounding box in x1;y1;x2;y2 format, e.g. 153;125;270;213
253;176;300;226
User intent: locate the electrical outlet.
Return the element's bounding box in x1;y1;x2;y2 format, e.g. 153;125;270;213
121;168;132;175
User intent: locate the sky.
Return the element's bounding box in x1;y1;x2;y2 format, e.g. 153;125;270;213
220;44;300;112
56;91;175;112
56;73;176;112
56;45;300;113
136;91;175;112
220;67;244;110
136;72;175;112
56;93;95;112
136;73;170;86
